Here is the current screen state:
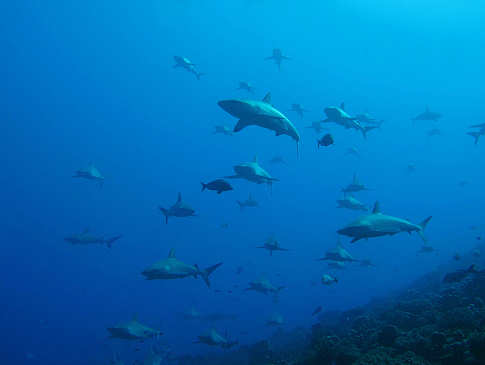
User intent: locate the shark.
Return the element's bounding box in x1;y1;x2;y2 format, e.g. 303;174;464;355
306;121;325;134
427;128;442;137
217;93;300;155
158;193;196;224
213;125;233;136
107;315;162;341
289;103;308;118
173;56;203;80
237;81;255;93
321;274;338;285
346;147;360;157
73;164;104;186
337;194;368;211
224;156;279;186
141;249;222;288
467;130;485;145
337;201;432;243
64;229;121;248
256;235;288;256
321;104;374;138
264;48;290;70
269;155;287;165
245;278;285;295
317;241;360;263
194;329;238;349
341;173;370;193
237;193;259;210
355;112;384;126
267;313;284;326
412;106;441;121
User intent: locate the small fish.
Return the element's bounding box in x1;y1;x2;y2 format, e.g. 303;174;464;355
312;306;322;316
317;133;334;148
201;179;233;194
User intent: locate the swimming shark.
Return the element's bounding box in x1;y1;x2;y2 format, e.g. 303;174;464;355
245;278;285;295
256;235;288;256
64;229;122;248
237;193;259;210
141;249;222;288
321;274;338;285
346;147;360;157
317;241;360;263
306;121;325;134
224;156;279;186
158;193;196;224
218;93;300;154
73;164;104;186
412;106;441;121
337;202;432;243
173;56;203;80
194;329;238;349
107;315;162;341
337;194;368;211
321;104;374;138
264;48;290;70
341;173;370;193
213;125;233;136
269;155;287;165
237;81;255;93
427;128;442;137
289;103;308;118
355;112;384;126
267;313;284;326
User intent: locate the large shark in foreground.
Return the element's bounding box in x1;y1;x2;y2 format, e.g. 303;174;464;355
64;229;122;248
218;93;300;155
225;156;279;186
158;193;196;224
107;315;162;341
337;202;432;243
141;249;222;288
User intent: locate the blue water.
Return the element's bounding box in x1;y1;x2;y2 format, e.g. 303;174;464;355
2;1;485;364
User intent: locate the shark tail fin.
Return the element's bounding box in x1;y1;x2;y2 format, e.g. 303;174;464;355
418;216;432;242
159;206;169;224
201;182;207;192
197;262;223;288
105;235;122;248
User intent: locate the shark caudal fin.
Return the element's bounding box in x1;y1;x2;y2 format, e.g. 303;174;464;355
417;216;432;242
196;263;223;288
236;201;244;210
105;235;122;248
201;183;207;192
159;206;169;224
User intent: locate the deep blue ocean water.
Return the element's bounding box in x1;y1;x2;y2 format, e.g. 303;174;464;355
2;1;485;364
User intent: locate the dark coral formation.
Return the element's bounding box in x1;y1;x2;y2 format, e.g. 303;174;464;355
177;260;485;365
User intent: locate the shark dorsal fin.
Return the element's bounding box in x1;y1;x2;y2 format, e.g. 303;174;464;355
372;201;381;214
253;155;258;163
168;248;176;258
177;192;182;203
340;102;345;111
262;92;272;104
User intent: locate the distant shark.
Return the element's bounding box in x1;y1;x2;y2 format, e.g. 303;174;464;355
337;194;368;211
142;249;222;288
341;173;370;193
289;103;308;119
317;241;360;263
158;193;196;224
245;278;285;295
218;93;300;155
237;193;259;210
256;235;288;256
173;56;203;80
412;106;441;121
225;156;279;186
194;329;238;349
107;315;162;341
73;164;104;187
264;48;290;70
64;229;121;248
237;81;255;93
337;202;432;243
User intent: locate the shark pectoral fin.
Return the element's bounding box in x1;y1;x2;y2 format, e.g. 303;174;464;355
234;119;252;132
